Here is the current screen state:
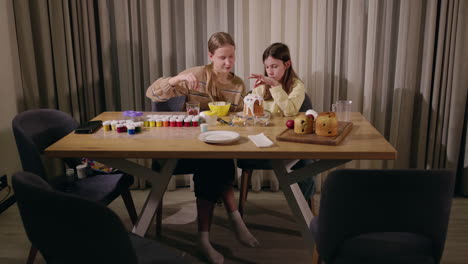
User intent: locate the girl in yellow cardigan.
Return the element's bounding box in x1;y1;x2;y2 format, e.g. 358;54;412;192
248;42;316;210
249;42;305;117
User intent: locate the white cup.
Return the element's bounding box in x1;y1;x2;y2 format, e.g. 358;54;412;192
200;124;208;133
332;100;352;122
200;111;218;126
76;164;87;179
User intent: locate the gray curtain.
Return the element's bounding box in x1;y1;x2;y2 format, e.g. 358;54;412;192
14;0;101;121
12;0;468;194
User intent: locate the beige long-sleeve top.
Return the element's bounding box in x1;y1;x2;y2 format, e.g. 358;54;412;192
251;78;305;116
146;65;245;112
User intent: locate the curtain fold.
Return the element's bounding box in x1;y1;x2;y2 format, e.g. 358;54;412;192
449;0;468;194
12;0;468;194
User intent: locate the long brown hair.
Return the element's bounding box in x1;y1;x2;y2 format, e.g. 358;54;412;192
205;32;236;101
262;43;299;100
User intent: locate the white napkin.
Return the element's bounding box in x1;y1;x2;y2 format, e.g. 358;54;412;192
248;133;274;148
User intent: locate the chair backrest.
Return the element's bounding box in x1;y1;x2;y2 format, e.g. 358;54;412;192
12;109;80;179
316;169;455;263
299;93;313;112
12;171;139;264
151;96;187;112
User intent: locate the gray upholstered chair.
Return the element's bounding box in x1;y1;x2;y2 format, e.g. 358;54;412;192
237;93;314;216
12;109;138;263
151;95;187;112
311;169;455;264
13;171;187;264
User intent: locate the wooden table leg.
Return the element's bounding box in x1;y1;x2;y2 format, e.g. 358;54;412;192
271;159;350;256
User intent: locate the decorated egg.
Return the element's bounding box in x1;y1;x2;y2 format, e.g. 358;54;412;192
305;109;318;119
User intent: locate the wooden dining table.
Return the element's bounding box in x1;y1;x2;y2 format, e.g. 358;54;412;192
45;111;396;255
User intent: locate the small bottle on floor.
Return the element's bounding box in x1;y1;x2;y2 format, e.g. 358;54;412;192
65;168;76;192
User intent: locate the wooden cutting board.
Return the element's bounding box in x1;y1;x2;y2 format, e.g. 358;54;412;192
276;122;353;146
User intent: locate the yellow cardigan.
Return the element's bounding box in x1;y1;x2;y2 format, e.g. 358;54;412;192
251;78;305;116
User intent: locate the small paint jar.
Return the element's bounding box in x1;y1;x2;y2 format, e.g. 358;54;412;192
144;116;151;127
134;123;142;133
116;124;125;133
127;125;136;135
191;116;199;127
102;121;111;131
163;118;169;127
149;119;156;127
170;118;177;127
156;119;163;127
176;119;183;127
200;124;208;133
184;117;192;127
111;121;118;131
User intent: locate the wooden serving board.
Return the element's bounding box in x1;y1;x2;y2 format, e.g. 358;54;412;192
276;122;353;146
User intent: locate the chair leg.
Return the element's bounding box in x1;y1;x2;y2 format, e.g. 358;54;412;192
156;198;163;236
27;245;37;264
238;169;252;217
121;189;138;225
309;198;315;215
309;195;320;216
312;244;320;264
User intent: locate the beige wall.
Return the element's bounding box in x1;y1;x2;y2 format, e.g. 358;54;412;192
0;0;23;177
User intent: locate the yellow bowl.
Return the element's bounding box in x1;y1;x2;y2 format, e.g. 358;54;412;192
208;101;231;117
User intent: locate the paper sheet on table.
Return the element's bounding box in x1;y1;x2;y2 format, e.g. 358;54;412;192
248;133;274;148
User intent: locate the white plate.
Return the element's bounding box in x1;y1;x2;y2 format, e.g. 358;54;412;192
198;131;240;144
